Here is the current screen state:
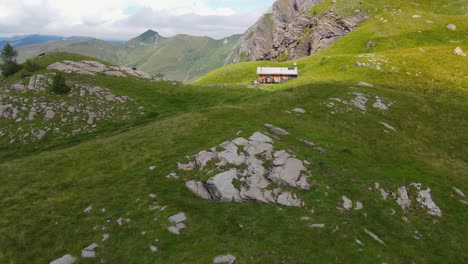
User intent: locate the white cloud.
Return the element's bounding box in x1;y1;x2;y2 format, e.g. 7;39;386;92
0;0;273;40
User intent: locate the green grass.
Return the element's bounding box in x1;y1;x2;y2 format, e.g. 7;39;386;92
1;1;468;263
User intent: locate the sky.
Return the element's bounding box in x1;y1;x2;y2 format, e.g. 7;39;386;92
0;0;275;40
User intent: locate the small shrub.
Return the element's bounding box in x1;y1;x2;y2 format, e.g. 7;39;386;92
50;73;70;94
24;59;42;72
0;61;21;77
21;70;32;78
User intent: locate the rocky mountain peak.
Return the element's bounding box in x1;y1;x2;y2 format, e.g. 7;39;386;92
136;29;161;42
233;0;365;62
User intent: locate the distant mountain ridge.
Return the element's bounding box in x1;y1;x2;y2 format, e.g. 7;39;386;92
0;35;94;48
16;30;241;82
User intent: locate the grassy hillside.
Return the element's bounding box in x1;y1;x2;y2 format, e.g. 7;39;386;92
1;0;467;263
16;32;242;82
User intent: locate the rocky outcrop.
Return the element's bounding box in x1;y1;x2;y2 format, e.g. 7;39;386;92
234;0;366;62
177;132;310;207
47;60;157;80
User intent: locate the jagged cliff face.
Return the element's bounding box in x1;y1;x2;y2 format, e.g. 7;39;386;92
234;0;366;62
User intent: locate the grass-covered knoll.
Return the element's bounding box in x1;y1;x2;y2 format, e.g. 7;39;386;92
0;53;265;162
193;7;468;99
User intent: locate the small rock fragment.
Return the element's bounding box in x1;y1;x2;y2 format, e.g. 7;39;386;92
50;254;76;264
168;212;187;224
341;196;353;210
213;254;236;264
364;228;385;245
452;187;465;198
292;108;306;114
446;24;456;31
84;205;93;213
310;224;325;228
150;245;158;253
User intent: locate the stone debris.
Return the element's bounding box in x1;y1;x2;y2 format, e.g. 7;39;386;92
453;47;466;57
396;186;411;211
213;254;237;264
356;82;374;87
83;205;93;213
168;212;187;224
452;187;465;198
102;234;110;242
380;122;397;132
265;124;290;136
310;224;325;228
327;93;393;113
355;201;364;210
1;76;141;145
150;245;158;253
179;132;310;207
149;166;156;171
166;172;179;179
292;108;306;114
411;184;442;217
364;228;385;245
341;196;353;210
446;24;456;31
376;183;442;217
178;162;195;171
81;243;98;258
355;239;364;246
412;15;422;18
168;213;187;235
50;254;76;264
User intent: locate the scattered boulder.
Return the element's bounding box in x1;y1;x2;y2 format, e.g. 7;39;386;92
446;24;456;31
168;212;187;224
81;243;98;258
265;124;290;136
356;82;374;87
50;254;76;264
150;245;158;253
380;122;397;132
364;228;385;245
292;108;306;114
195;150;217;168
213;254;236;264
178;162;195;171
396;186;411;211
453;47;466;57
83;205;93;213
341;196;353;210
310;224;325;228
452;187;465;198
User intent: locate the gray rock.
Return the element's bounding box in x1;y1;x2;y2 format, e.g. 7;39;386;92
269;158;306;188
415;187;442;216
453;47;466;57
80;250;96;258
341;196;353;210
380;122;397;132
452;187;465;198
249;132;273;143
396;186;411;211
10;83;26;92
84;243;99;251
206;169;241;202
45;110;55;120
310;224;325;228
67;106;75;113
102;234;110;242
185;180;212;200
292;108;306;114
149;245;158;253
87;112;96;124
213;254;236;264
50;254;76;264
178;162;195;171
357;82;374;87
446;24;456;31
195;150;217;168
364;228;385;245
268;125;290;136
168;212;187;224
276;192;303;207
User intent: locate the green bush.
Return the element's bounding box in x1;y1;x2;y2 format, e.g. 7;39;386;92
0;43;21;77
0;61;21;77
50;73;70;94
24;59;42;72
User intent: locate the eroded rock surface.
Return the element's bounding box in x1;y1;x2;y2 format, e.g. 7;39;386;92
178;132;311;207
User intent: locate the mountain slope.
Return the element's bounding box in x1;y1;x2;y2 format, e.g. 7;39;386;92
16;31;241;82
1;0;467;263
